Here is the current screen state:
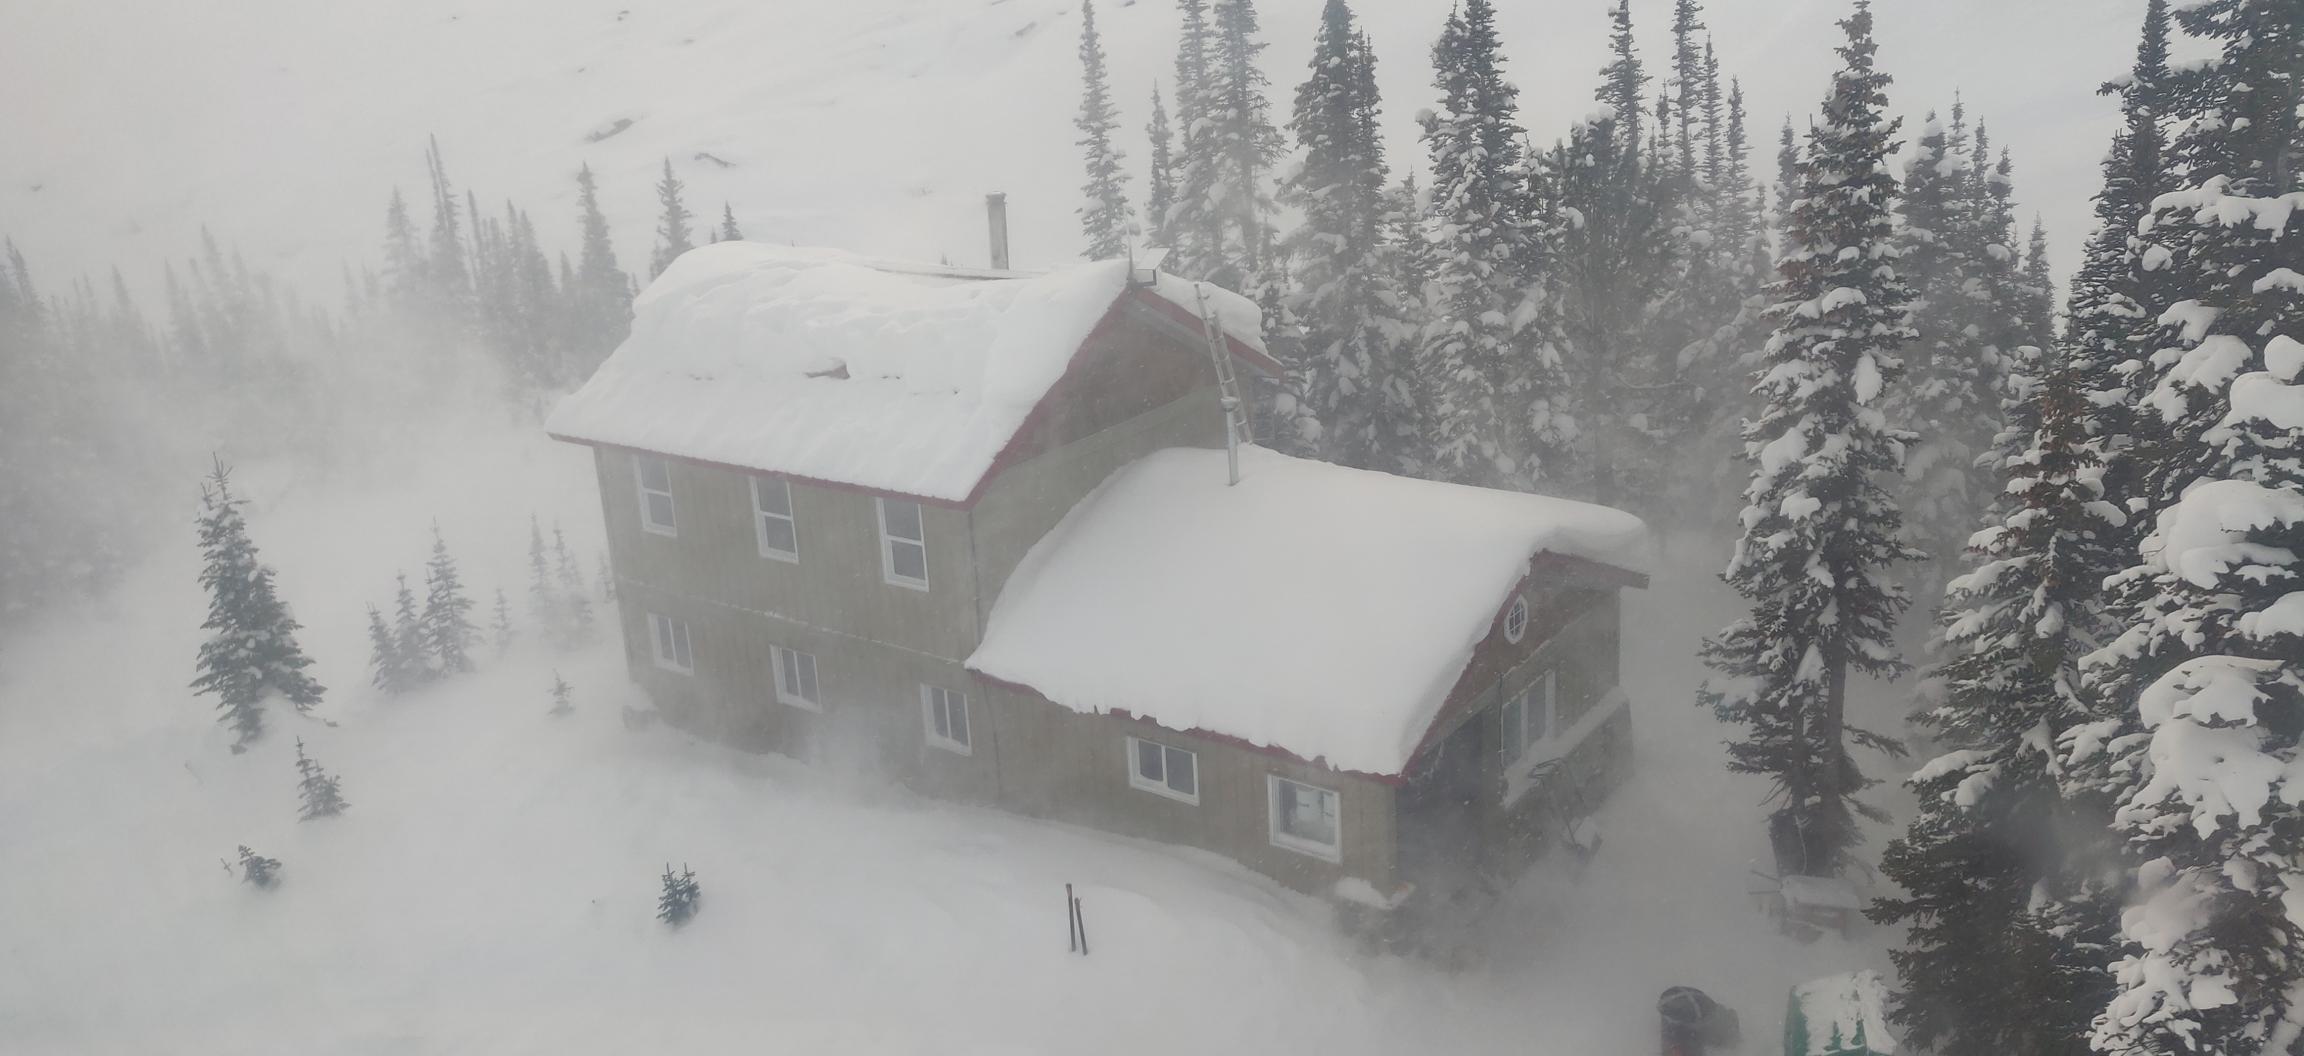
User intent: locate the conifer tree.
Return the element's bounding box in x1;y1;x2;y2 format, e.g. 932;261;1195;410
1145;85;1177;248
658;863;701;926
1414;0;1568;488
2020;218;2054;348
1074;0;1131;260
390;572;428;683
649;158;695;278
1871;356;2125;1056
491;587;515;655
381;187;425;316
527;516;564;644
419;524;477;674
191;460;325;748
2073;4;2304;1052
553;525;596;646
568;164;632;377
1168;0;1281;286
422;136;473;327
293;737;350;820
718;202;743;243
366;603;422;695
1278;0;1415;472
1696;1;1918;877
1165;0;1214;261
234;845;280;888
549;672;575;717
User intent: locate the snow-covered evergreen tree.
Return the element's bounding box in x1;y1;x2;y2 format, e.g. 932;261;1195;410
2072;3;2304;1052
658;863;701;926
419;524;478;675
491;587;515;655
1145;84;1177;249
293;737;349;821
2021;218;2055;349
549;672;574;717
1696;0;1918;877
568;164;632;378
553;525;596;646
1167;0;1282;287
1872;356;2125;1056
390;572;427;684
234;845;280;888
648;158;695;279
1414;0;1568;488
1277;0;1415;472
191;460;325;748
717;202;743;243
1074;0;1130;260
365;602;423;695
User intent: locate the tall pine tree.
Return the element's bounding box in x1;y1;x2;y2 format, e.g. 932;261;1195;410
1074;0;1131;260
649;158;695;278
191;460;325;747
1145;84;1177;249
420;525;478;674
1696;1;1917;877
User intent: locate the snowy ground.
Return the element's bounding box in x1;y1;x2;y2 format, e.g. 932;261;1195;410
0;417;1912;1053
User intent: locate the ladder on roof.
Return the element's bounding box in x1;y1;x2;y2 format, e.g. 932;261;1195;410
1192;282;1253;485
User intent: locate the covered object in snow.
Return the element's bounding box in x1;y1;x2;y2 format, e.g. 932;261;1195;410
1784;970;1895;1056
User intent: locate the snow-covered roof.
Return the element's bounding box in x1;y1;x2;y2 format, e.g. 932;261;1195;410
545;242;1268;502
966;447;1649;776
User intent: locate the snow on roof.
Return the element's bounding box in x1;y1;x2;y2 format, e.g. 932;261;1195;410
966;446;1648;776
545;242;1265;502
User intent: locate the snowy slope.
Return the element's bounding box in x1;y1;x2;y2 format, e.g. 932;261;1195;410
0;420;1901;1052
1;0;2139;303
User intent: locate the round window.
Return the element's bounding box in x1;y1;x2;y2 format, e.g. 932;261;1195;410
1504;595;1529;644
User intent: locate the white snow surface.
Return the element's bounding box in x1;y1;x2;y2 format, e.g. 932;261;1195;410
967;446;1648;775
545;242;1262;501
1791;969;1898;1055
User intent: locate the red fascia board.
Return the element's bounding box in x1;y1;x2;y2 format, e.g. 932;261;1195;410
1125;286;1286;378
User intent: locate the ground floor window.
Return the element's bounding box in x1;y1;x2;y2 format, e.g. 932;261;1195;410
922;684;969;754
647;613;692;674
1499;669;1558;764
1267;775;1340;861
772;646;819;710
1128;737;1198;803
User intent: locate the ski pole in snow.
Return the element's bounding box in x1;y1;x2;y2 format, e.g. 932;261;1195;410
1074;893;1088;956
1066;883;1078;953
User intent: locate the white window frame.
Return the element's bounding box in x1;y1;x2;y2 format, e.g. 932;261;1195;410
646;613;692;674
771;645;820;711
921;684;970;755
634;454;678;537
749;476;799;562
1503;594;1529;644
1499;669;1559;765
1266;775;1342;862
1127;736;1200;804
877;497;930;591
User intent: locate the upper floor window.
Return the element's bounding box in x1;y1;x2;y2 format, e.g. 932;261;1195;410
751;476;799;561
635;454;677;536
878;498;929;590
773;645;820;711
647;613;693;674
1268;776;1341;861
1503;594;1529;643
1499;669;1558;764
922;684;970;754
1129;736;1199;804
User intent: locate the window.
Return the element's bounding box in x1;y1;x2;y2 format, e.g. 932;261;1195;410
635;454;677;536
1503;594;1529;643
1267;776;1341;861
877;498;929;589
647;613;692;674
1128;737;1199;803
772;645;820;711
1499;669;1559;763
922;685;969;754
750;476;799;561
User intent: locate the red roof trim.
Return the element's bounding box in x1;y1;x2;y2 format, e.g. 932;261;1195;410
1124;286;1286;378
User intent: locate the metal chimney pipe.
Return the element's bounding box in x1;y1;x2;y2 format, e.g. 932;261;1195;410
986;192;1011;270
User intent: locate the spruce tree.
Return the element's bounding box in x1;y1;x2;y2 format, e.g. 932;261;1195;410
366;603;422;695
1167;0;1281;287
2073;4;2304;1052
491;587;515;655
1871;357;2125;1056
527;516;564;645
391;572;428;683
2020;218;2055;348
293;737;350;820
234;845;280;888
1074;0;1131;260
1145;84;1177;248
658;863;701;926
553;525;596;646
422;136;474;328
718;202;743;243
1696;1;1917;877
419;524;477;674
649;158;695;279
1279;1;1415;472
191;460;325;748
549;672;575;717
1414;0;1568;488
569;164;632;377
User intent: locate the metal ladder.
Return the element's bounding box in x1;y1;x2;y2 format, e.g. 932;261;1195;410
1192;282;1253;485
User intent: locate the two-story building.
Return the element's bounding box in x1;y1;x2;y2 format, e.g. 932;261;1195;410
545;242;1649;922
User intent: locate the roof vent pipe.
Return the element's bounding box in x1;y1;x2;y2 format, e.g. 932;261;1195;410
986;193;1011;271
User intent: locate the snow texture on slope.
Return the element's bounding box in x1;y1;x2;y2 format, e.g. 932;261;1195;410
968;446;1648;775
545;243;1262;501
